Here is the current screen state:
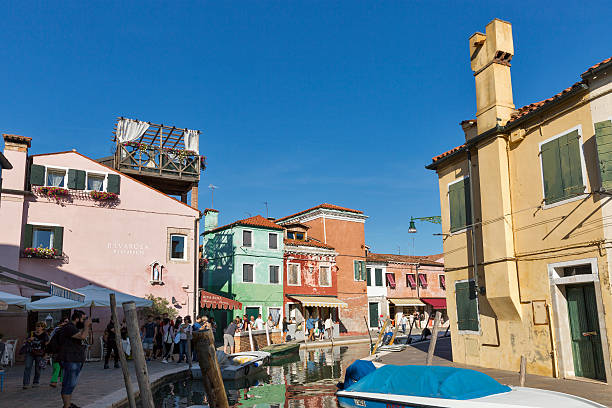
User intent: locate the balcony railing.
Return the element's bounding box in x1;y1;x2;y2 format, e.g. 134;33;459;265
115;142;201;180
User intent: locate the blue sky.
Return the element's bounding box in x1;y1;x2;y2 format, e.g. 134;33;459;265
1;1;610;256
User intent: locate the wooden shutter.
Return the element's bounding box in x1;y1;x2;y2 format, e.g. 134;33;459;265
449;179;467;232
366;267;371;286
455;280;478;331
595;120;612;191
558;130;584;197
465;280;479;331
23;224;34;248
30;164;45;186
541;138;564;204
53;226;64;254
67;169;86;190
354;261;360;280
375;268;383;286
107;174;121;194
361;261;367;281
463;178;472;226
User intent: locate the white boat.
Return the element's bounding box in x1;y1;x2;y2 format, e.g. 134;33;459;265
191;350;270;381
336;361;605;408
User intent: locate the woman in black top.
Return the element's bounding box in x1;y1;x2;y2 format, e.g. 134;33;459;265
22;321;49;389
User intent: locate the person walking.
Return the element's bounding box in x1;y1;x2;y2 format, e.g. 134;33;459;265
153;316;163;360
177;316;191;363
22;321;49;389
171;316;183;362
58;310;91;408
161;318;174;363
281;318;289;343
49;318;68;388
305;316;315;341
223;317;238;354
141;315;157;361
324;315;333;340
103;321;120;369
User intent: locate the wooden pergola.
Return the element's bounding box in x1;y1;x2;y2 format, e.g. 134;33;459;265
111;117;200;151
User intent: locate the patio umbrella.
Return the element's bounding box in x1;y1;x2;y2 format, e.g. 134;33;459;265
0;290;30;306
26;284;152;311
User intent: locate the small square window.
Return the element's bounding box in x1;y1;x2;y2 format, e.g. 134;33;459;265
268;233;278;249
33;228;54;249
46;169;66;187
87;174;105;191
243;264;254;282
243;230;252;247
170;234;186;260
269;265;279;284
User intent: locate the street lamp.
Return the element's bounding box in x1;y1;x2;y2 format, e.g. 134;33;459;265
408;218;417;234
408;216;441;233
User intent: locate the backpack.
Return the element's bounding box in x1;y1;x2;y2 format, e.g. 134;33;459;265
46;328;63;354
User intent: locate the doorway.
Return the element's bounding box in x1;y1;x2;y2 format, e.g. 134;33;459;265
368;302;378;328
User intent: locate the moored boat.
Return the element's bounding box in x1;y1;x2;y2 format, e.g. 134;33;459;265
260;341;300;357
191;350;271;381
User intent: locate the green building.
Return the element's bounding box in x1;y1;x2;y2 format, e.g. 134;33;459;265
201;210;285;332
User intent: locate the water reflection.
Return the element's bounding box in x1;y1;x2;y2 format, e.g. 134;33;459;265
154;344;371;408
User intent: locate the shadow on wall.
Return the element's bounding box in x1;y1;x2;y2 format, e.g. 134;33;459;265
203;232;235;299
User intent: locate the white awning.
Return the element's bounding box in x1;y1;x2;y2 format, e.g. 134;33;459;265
290;296;348;308
388;298;425;307
0;290;29;306
27;284;152;311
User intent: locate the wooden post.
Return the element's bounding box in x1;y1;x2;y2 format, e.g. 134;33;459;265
371;319;389;355
248;323;255;351
407;318;415;343
364;316;373;352
519;355;526;387
265;321;271;346
425;311;442;366
123;301;155;408
193;330;229;408
110;294;136;408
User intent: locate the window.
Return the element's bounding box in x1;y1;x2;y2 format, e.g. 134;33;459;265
33;227;54;249
319;266;331;287
287;263;300;286
243;264;254;282
268;233;278;249
439;274;446;289
170;234;186;260
268;307;281;326
386;273;396;289
540;128;585;205
366;267;372;286
375;268;383;286
287;231;304;240
448;177;471;232
46;168;66;187
353;260;366;281
269;265;280;284
455;280;479;332
242;230;252;247
418;274;428;288
87;173;105;191
406;274;416;289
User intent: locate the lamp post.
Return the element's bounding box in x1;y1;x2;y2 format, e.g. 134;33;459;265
407;216;441;255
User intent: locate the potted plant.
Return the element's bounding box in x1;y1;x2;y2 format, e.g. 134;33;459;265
38;186;70;198
23;247;59;259
90;191;119;201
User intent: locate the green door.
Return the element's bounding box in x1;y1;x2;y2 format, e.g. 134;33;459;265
567;284;606;381
246;307;260;321
369;302;379;328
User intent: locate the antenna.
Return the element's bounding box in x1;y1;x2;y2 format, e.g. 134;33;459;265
397;246;401;255
208;184;218;208
263;202;269;218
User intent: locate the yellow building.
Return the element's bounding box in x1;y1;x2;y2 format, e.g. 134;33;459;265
427;18;612;382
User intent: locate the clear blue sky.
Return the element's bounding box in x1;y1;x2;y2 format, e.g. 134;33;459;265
1;2;609;256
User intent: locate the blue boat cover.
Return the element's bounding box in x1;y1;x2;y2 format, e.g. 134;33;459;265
345;365;511;400
340;360;377;389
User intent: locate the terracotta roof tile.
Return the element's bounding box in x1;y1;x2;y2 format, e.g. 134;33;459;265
276;203;363;223
431;144;465;162
582;56;612;77
366;252;444;266
284;238;335;250
204;214;284;235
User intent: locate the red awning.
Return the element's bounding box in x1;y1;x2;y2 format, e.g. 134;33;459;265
407;274;416;289
418;274;428;288
386;273;396;289
199;290;242;310
421;298;447;309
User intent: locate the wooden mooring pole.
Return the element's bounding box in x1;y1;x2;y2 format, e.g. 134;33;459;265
110;294;136;408
425;311;442;366
123;301;155;408
519;355;526;387
193;330;229;408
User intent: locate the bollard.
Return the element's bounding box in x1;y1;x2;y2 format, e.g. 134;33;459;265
123;301;154;408
426;311;442;366
110;294;136;408
193;330;229;408
519;355;526;387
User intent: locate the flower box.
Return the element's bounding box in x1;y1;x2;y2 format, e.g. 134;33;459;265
90;191;119;201
23;247;59;259
38;186;70;198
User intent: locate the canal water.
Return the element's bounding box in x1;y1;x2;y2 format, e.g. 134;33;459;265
153;343;371;408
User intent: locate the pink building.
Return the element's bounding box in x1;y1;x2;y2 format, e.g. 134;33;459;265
0;134;200;349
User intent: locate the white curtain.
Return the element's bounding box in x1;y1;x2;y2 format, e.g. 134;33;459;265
183;129;199;153
88;177;104;191
116;118;150;143
47;171;65;187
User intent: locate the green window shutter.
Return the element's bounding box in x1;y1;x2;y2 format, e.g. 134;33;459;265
541;138;564;204
466;280;479;331
375;268;383;286
354;261;360;280
558;130;584;197
76;170;86;190
449;178;467;232
455;282;468;330
30;164;45;186
67;169;81;189
366;268;371;286
455;280;479;331
361;261;367;281
107;174;121;194
464;178;472;226
595;120;612;191
24;224;34;248
53;226;64;254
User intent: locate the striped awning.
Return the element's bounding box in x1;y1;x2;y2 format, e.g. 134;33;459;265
388;298;425;307
200;290;242;310
289;295;348;308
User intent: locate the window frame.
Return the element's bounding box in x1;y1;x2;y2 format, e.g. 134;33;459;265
538;125;588;209
374;268;383;287
242;229;253;248
45;166;68;188
319;265;331;287
447;176;471;234
242;263;255;283
85;172;108;192
268;233;278;250
354;260;366;281
269;265;280;284
32;226;54;249
169;234;187;261
287;263;301;286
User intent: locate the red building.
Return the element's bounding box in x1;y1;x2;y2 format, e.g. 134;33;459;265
282;222;342;324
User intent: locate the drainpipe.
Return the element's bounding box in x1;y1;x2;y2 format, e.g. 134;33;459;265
467;150;480;292
194;215;200;319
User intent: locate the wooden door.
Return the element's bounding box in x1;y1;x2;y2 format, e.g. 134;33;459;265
567;284;606;381
368;302;378;328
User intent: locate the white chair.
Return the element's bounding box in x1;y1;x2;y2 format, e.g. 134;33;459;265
5;340;17;367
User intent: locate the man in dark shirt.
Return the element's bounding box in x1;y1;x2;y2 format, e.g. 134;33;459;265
58;310;91;408
103;321;120;369
223;317;239;354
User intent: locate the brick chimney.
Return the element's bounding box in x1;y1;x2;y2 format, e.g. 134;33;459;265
204;208;219;231
2;134;31;191
469;19;515;135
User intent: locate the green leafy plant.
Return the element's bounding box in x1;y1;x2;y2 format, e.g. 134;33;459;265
141;294;178;319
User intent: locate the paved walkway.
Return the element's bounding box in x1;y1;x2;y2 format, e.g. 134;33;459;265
375;336;612;406
0;359;189;408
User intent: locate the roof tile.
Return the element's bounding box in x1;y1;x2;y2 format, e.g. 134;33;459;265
284;238;335;250
276;203;363;223
367;252;444;266
205;215;284;235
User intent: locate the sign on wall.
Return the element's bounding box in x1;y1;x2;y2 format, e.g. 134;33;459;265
107;242;150;256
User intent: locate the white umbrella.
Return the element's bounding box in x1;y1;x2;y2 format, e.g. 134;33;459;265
0;290;30;306
26;284;152;311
